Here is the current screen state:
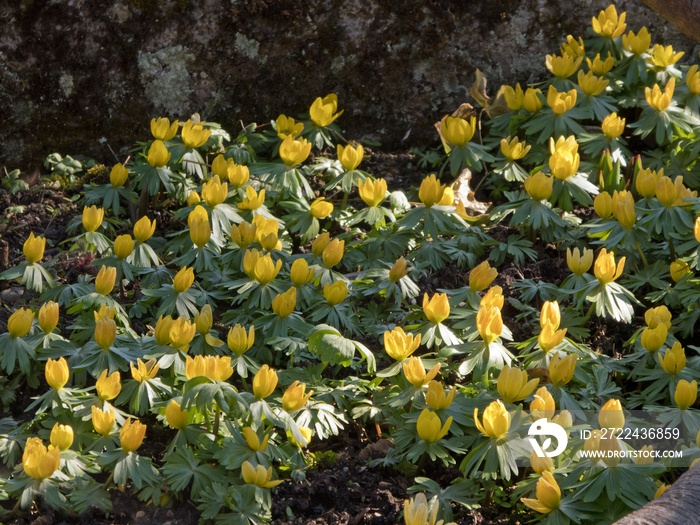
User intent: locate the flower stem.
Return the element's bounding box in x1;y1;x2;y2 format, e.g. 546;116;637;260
103;471;115;491
669;238;676;261
212;403;221;440
416;451;428;476
635;240;649;267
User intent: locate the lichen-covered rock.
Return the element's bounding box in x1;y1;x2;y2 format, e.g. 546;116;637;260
0;0;696;167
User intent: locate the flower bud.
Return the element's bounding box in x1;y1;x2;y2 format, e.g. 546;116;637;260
114;234;135;260
23;232;46;264
46;357;69;391
253;365;278;399
110;163;129;187
38;301;59;334
50;423;74;451
133;216;156;243
95;265;117;295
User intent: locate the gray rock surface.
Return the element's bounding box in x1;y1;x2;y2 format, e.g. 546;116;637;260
0;0;697;168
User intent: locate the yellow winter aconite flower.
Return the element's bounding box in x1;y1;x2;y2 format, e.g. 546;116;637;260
500;136;530;161
442;115;476;147
227;324;255;356
577;70;609;97
614;191;636;229
95;266;116;295
110;163;129;187
358;178;387;207
601;113;625;139
423;292;450;324
253;364;278;399
173;266;195;292
38;301;59;334
521;471;561;514
476;305;502;345
187;205;208;230
418;174;447;208
540;301;561;330
546;85;577;115
654;483;670;499
279;135;312;167
130;358;159;382
96;369;121;401
166;400;188;430
524;172;553;201
8;307;34;338
425;381;456;411
538;323;567;352
561;35;585;58
403;493;441;525
114;234;135;260
50;423;74;451
94;305;116;321
133;216;156;243
389;256;409;283
469;260;498;291
147;140;171;168
23;438;60;480
497;366;539;404
659;342;686;374
95;317;117;350
594;248;625;285
185;355;233;381
403;356;441;388
120;418;146;453
243;427;269;451
545;53;583;79
310;197;333;219
687;65;700;95
549;353;577;387
181;119;210;148
283;380;313;412
566;247;593;276
635;168;660;199
417;409;452;443
276;114;304;140
438;187;454;206
594;192;613;219
384;326;421;361
272;287;297;317
46;357;69;391
239;186;266;210
337;143;364;171
322;238;344;268
552;410;572;429
530;451;554;474
474;400;511;439
244;250;283;285
150;117;179;141
645;77;675;111
530;386;556;420
523;88;543;112
289;427;313;448
622;27;651;55
169;317;196;350
290;259;314;287
226;162;250;188
645;306;671;331
670;259;691;282
502;83;524;110
230;221;257;249
649;44;684;68
92;405;116;436
323;281;348;305
241;461;283;488
599;398;625;432
189;215;211;248
480;286;504;311
591;4;626;38
154;315;173;346
310;93;343;127
655;175;677;207
586;52;615;75
82;205;104;232
23;232;46;264
202;175;228;208
675;380;697;410
548;135;580;180
187;191;201;205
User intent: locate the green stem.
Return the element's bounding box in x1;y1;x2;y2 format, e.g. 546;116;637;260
669;238;676;261
416;451;428;476
103;471;115;491
635;240;649;267
212;404;221;440
240;375;249;392
341;191;349;211
12;498;21;514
